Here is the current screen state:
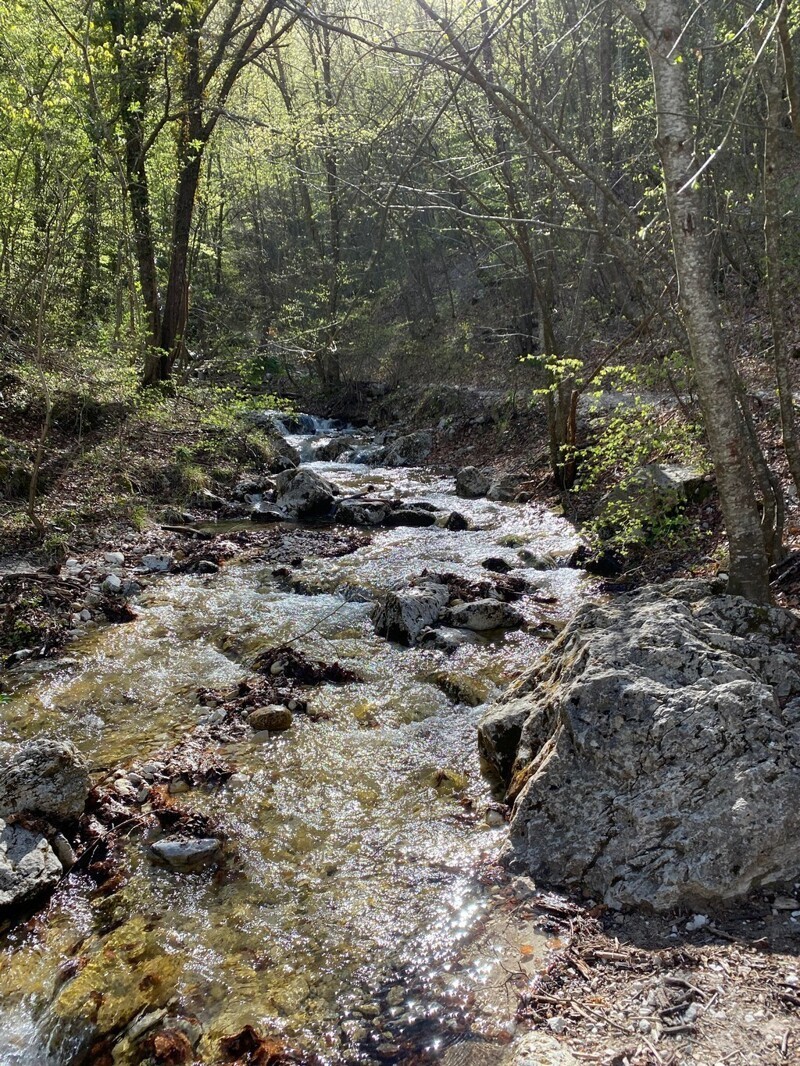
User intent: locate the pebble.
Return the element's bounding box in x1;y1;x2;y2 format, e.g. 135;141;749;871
168;778;191;794
51;833;77;869
79;609;91;622
547;1015;568;1034
104;551;125;566
102;573;122;594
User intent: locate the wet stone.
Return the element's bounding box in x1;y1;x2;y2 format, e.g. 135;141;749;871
383;508;437;528
448;599;524;632
150;836;222;872
248;706;293;732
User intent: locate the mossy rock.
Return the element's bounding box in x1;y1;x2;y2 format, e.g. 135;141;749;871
426;669;490;707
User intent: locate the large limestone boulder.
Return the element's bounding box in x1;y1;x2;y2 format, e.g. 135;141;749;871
274;468;338;519
384;430;433;467
0;820;62;913
372;582;450;645
479;581;800;910
596;462;712;544
0;739;90;822
455;466;491;499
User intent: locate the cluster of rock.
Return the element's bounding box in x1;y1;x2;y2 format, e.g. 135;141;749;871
455;465;530;503
372;571;529;649
251;466;471;531
0;738;89;913
479;580;800;910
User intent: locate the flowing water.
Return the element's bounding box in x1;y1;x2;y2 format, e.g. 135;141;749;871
0;421;587;1065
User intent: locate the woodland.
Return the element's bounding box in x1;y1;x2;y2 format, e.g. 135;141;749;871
2;6;800;1065
1;0;800;591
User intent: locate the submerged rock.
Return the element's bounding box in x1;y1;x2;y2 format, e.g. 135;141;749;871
479;580;800;910
427;670;491;707
372;582;450;645
0;820;62;913
274;468;338;519
448;599;524;632
455;466;491;499
0;738;90;821
52;916;181;1053
420;626;485;653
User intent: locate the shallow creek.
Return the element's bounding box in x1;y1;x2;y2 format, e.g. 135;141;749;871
0;426;587;1065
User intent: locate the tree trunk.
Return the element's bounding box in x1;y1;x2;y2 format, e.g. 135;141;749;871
634;0;771;601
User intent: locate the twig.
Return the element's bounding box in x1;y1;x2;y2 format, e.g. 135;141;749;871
570;1000;636;1035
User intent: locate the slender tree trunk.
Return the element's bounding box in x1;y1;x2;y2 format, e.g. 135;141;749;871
625;0;771;601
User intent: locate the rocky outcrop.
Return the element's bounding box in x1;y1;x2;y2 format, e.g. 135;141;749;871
0;739;90;822
479;581;800;910
0;820;63;913
595;462;712;544
274;468;338;519
455;466;491;499
372;582;450;645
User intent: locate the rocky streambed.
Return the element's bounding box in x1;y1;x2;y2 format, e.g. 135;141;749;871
0;417;588;1065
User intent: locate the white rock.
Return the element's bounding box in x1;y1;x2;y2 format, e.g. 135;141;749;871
141;554;172;572
685;914;709;931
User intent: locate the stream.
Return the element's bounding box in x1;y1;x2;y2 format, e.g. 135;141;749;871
0;418;587;1065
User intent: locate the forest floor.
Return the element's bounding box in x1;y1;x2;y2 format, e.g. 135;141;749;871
1;372;799;1064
